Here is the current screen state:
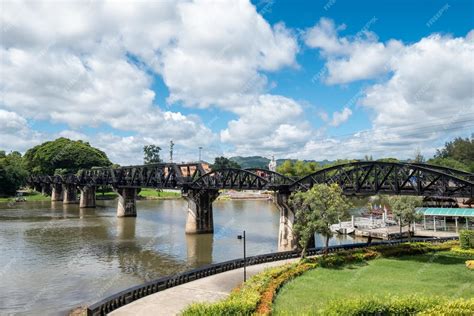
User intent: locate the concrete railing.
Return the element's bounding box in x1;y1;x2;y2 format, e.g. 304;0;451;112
86;237;458;316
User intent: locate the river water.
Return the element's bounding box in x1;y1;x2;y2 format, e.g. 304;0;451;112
0;198;365;315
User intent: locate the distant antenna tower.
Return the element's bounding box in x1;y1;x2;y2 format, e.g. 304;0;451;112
169;140;174;163
198;146;203;162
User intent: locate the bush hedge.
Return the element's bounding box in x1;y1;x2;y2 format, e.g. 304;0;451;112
321;296;474;316
460;230;474;249
451;246;474;257
182;264;296;316
418;298;474;315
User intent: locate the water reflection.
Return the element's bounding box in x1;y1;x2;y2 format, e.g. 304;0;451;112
186;234;213;266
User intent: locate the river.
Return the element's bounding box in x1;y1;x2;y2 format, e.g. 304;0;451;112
0;198;366;315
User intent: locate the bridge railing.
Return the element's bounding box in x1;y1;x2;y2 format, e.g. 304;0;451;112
86;237;458;316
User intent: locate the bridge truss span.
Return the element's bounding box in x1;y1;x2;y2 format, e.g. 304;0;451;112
188;168;269;191
289;161;473;198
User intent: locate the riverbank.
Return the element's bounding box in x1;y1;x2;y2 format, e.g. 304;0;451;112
0;188;181;203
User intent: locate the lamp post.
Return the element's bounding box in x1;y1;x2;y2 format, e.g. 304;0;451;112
237;230;246;282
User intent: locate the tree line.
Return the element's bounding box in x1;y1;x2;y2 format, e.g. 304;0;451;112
276;135;474;177
0;138;112;196
1;135;472;197
291;184;422;257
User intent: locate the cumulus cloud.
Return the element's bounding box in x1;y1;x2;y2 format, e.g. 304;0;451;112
220;95;312;156
0;110;42;151
330;107;352;127
0;0;301;161
304;17;403;84
361;33;474;133
303;18;474;159
163;1;298;108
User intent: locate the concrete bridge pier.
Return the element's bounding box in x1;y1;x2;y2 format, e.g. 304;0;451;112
274;191;315;252
63;184;78;204
116;188;139;217
51;184;63;201
79;185;96;208
41;184;52;196
183;189;219;234
33;184;41;193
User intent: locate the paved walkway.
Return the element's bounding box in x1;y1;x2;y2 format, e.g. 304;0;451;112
110;258;297;316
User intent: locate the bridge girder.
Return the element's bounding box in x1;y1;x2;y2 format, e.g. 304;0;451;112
289;161;473;197
26;161;474;198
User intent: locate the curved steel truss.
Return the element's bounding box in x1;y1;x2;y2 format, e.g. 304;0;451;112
290;162;473;197
189;168;268;190
28;161;473;197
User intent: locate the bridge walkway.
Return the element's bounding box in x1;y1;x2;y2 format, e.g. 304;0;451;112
109;258;297;316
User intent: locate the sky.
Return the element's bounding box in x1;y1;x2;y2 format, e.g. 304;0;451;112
0;0;473;165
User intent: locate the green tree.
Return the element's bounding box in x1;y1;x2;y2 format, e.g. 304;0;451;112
277;160;322;178
143;145;162;164
290;184;352;258
293;160;308;177
427;157;469;172
277;160;294;177
377;158;400;163
0;151;28;196
389;195;423;242
210;156;241;170
431;135;474;172
23;138;111;175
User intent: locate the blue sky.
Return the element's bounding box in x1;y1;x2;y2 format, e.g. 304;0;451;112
0;0;473;164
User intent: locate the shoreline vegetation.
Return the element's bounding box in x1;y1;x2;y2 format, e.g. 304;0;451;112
0;189;278;204
0;188;182;203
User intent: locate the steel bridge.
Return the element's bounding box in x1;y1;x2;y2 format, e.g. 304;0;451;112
27;161;473;251
29;161;474;197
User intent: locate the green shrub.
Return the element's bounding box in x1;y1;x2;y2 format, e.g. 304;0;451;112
322;296;474;315
418;298;474;315
182;264;294;316
371;241;455;258
321;295;447;316
451;246;474;257
460;230;474;249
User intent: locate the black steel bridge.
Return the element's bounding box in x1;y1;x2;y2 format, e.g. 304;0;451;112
29;161;473;196
28;161;473;251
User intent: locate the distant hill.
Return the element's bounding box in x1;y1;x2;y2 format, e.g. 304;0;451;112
230;156;332;169
230;156;270;169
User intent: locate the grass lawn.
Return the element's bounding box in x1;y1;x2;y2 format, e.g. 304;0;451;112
0;191;50;202
138;188;181;199
273;251;474;315
97;188;181;199
1;188;181;203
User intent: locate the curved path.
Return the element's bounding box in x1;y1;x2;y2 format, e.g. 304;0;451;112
109;258;297;316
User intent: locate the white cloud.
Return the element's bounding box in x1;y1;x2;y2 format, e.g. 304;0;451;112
162;0;298;108
220;95;312;156
302;18;474;159
361;33;474;133
304;17;403;84
0;0;300;162
0;110;42;151
330;107;352;127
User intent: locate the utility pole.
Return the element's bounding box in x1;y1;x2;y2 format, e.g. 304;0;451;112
198;146;202;162
169;140;174;163
237;230;246;282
